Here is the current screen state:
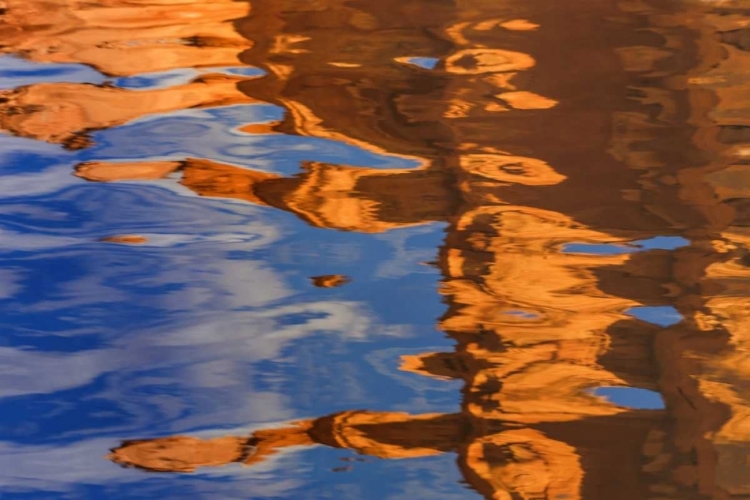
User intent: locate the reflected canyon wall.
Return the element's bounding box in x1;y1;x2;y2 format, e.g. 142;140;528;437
3;0;750;498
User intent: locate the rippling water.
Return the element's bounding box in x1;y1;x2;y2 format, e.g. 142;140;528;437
2;0;750;498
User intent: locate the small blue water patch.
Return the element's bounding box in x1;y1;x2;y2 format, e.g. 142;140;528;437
113;67;266;90
0;56;105;89
206;66;266;78
636;235;690;251
592;386;665;410
113;68;199;89
501;309;540;320
626;305;683;327
400;57;439;70
562;235;690;255
562;242;635;255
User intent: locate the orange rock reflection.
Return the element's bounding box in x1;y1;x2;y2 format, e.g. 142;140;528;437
0;0;251;76
310;275;350;288
0;74;257;148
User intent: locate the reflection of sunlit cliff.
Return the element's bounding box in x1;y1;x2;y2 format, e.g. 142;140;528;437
0;0;255;148
595;1;750;497
102;1;684;498
0;0;251;76
0;75;256;148
96;0;750;496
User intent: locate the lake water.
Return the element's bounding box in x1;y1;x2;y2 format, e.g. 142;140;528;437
1;0;750;498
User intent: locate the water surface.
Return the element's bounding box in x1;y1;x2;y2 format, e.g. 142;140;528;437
2;0;750;498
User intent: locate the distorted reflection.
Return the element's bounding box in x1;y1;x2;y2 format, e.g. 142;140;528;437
2;0;750;499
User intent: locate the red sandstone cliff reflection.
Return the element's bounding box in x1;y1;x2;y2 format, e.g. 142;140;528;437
0;0;251;76
0;0;255;148
3;0;750;498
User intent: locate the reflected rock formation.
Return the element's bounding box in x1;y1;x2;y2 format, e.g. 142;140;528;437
0;75;257;148
0;0;256;148
310;275;351;288
0;0;251;76
2;0;750;498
